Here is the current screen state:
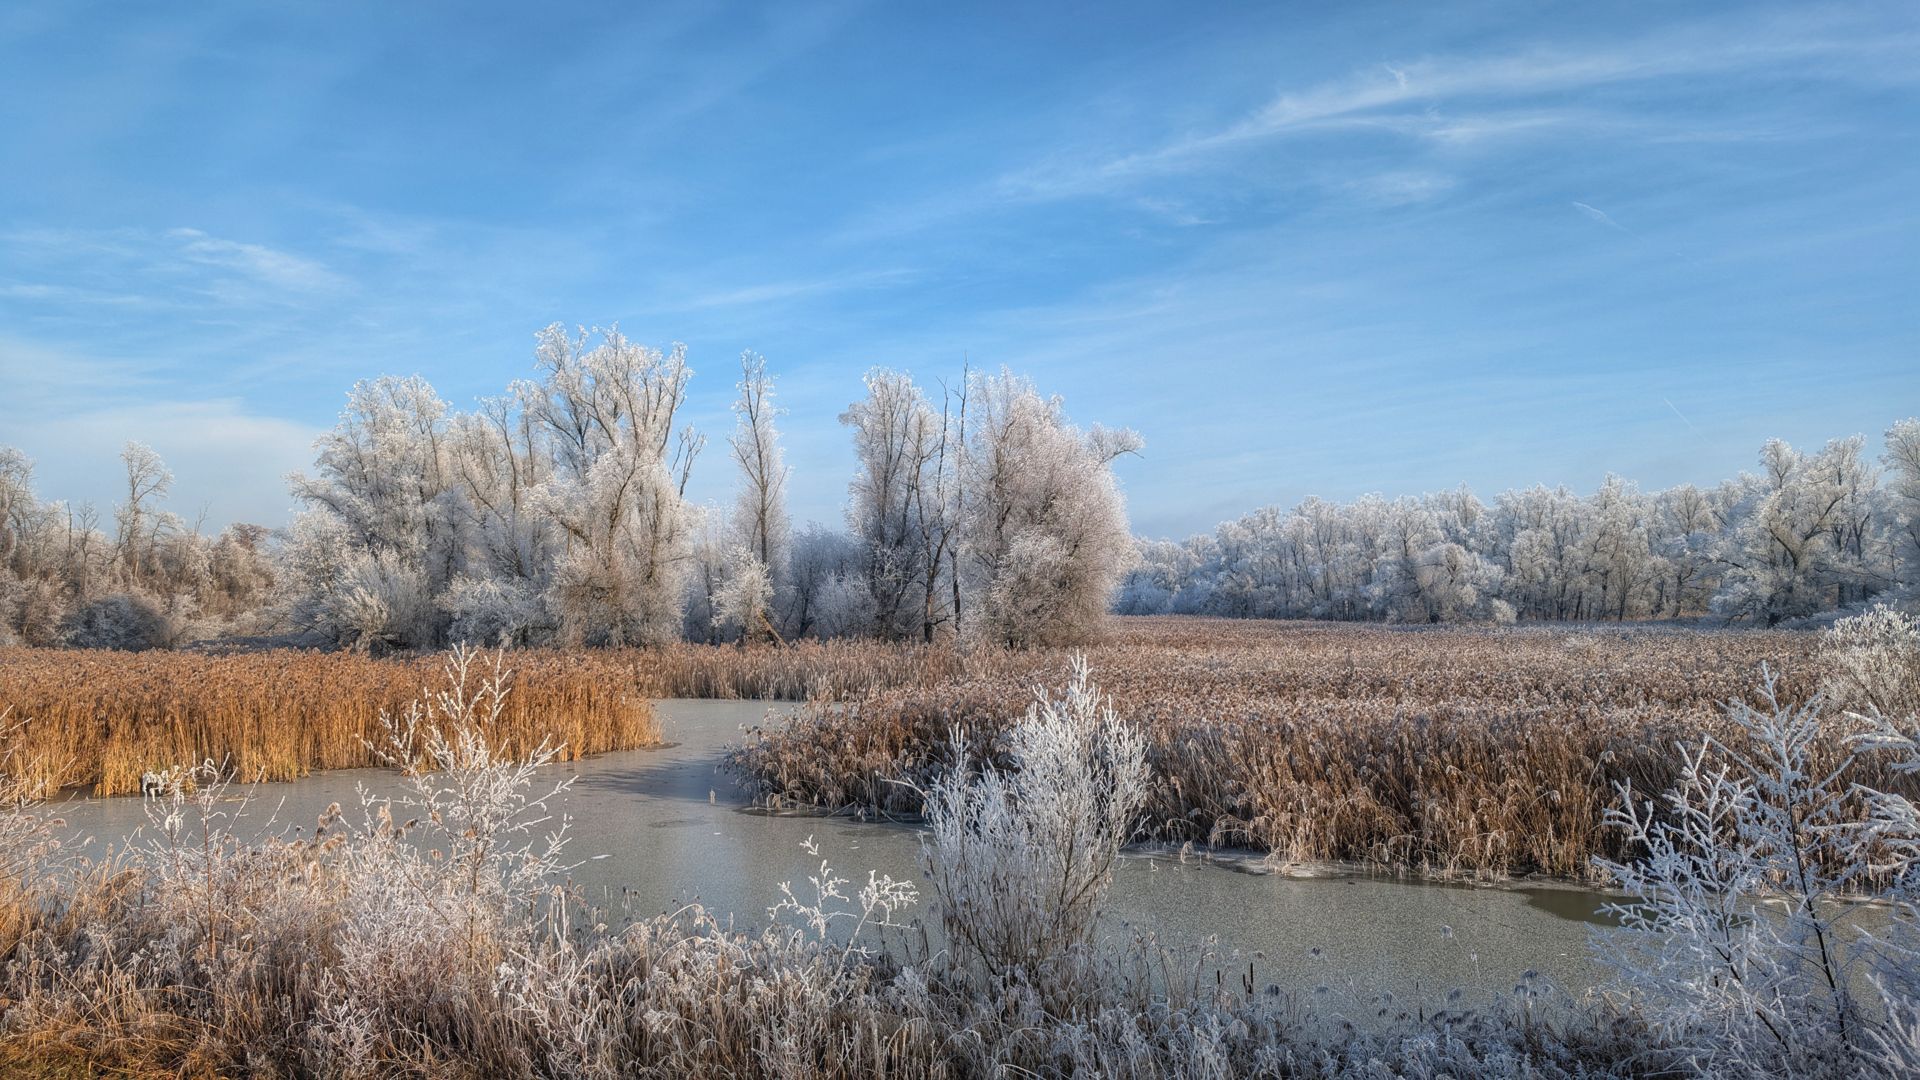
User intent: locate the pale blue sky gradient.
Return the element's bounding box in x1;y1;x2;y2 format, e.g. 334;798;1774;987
1;1;1915;537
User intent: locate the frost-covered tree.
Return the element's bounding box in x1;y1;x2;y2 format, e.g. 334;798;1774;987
728;352;790;588
280;325;701;650
112;441;174;591
964;369;1140;647
841;369;944;640
0;444;273;647
286;376;464;648
448;388;557;597
1124;422;1910;627
781;524;869;639
1886;418;1920;597
1714;437;1888;625
725;352;789;642
291;376;464;583
525;325;700;647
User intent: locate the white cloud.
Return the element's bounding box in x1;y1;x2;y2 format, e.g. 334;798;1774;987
166;227;349;294
1350;171;1456;206
0;338;319;528
0;225;350;312
995;11;1918;201
1572;201;1627;230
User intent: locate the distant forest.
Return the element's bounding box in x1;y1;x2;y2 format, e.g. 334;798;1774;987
1119;421;1920;627
3;327;1913;651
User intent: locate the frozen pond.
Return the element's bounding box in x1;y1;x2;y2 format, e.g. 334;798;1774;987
48;699;1614;1009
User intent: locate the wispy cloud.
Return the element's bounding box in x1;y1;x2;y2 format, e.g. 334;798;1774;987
995;12;1917;202
166;227;348;294
1;226;350;310
1349;170;1456;206
672;268;918;312
1572;201;1627;230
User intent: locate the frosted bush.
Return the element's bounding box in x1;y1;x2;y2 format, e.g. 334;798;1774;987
921;655;1151;997
320;645;577;1067
444;574;546;646
327;552;439;653
1594;670;1914;1077
1819;604;1920;720
60;590;173;649
713;544;776;642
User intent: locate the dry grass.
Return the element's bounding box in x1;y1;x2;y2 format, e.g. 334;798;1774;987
725;617;1860;882
0;616;1867;883
0;648;661;796
0;652;1670;1079
632;638;975;700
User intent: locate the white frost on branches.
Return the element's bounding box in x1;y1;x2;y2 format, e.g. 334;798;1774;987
921;655;1151;991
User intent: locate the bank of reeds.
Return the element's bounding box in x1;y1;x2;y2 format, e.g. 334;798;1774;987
0;648;660;796
635;638;975;700
727;618;1847;881
0;651;1670;1079
0;618;1854;881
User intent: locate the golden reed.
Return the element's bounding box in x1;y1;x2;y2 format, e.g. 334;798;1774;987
0;648;661;796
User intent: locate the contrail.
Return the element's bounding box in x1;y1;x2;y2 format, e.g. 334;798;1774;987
1663;397;1700;434
1573;201;1627;230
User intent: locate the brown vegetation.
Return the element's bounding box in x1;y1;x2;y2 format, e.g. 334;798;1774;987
0;616;1870;884
0;651;1667;1079
726;617;1851;881
0;648;661;796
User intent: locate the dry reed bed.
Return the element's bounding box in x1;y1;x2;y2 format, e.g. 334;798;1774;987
0;836;1654;1079
0;648;661;796
727;618;1853;881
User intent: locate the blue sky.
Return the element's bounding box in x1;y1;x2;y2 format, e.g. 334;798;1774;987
1;0;1915;539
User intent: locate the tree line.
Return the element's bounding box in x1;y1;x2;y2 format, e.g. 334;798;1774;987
0;325;1139;651
1118;422;1920;626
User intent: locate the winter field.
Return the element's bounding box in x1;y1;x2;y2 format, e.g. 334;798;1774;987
0;336;1919;1073
5;612;1920;1075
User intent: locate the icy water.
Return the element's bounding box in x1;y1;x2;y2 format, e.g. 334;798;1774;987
48;699;1614;1010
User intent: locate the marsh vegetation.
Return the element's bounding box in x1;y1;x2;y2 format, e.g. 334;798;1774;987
5;606;1920;1076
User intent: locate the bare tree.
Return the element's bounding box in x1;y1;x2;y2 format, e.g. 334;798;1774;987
114;442;173;590
841;369;941;640
726;352;789;642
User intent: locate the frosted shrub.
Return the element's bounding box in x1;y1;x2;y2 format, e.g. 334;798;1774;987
445;574;546;646
1594;671;1907;1077
328;552;439;653
60;590;173;650
322;645;576;1068
365;645;574;907
922;655;1150;998
1842;631;1920;1076
713;545;776;642
1819;604;1920;720
769;835;918;962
